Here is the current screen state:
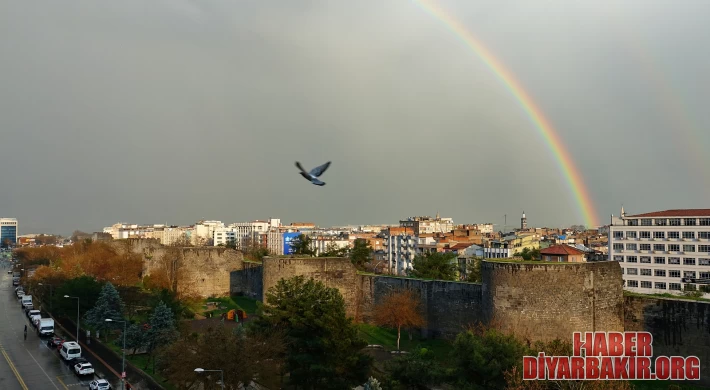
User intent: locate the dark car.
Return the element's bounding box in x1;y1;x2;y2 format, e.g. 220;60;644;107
47;337;63;348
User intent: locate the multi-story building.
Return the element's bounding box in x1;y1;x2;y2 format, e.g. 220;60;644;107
384;227;416;275
399;214;454;236
608;208;710;297
193;220;224;245
0;218;18;246
214;219;280;247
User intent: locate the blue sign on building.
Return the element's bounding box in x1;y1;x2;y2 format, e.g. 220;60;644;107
283;232;301;255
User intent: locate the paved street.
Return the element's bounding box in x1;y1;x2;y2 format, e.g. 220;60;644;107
0;264;122;390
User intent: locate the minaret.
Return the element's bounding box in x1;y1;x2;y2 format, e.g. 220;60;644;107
521;211;527;230
621;205;626;218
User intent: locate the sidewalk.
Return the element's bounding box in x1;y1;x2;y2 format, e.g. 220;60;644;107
54;317;165;390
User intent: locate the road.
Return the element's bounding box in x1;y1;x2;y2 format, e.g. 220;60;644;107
0;262;123;390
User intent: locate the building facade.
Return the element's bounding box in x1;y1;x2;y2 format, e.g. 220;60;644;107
0;218;18;246
608;208;710;297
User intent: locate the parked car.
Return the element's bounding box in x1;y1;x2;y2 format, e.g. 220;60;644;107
47;337;64;348
74;362;95;376
26;309;40;319
89;379;111;390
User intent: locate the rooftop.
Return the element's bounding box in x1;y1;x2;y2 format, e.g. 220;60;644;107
539;244;585;256
625;209;710;218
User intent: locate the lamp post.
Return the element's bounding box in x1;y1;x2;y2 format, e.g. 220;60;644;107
106;319;127;390
38;283;53;312
64;295;80;342
194;368;224;390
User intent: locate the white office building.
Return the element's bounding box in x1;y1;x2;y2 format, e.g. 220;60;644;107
384;232;418;276
608;208;710;298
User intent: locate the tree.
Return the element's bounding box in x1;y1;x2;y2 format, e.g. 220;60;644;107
84;282;125;333
363;377;383;390
54;276;103;318
373;289;425;350
123;323;148;355
408;252;458;280
349;239;373;269
1;238;11;249
318;242;348;258
513;248;541;261
240;236;270;261
386;348;446;389
160;324;285;390
170;233;192;247
464;257;483;283
250;276;372;389
70;230;91;242
291;234;316;256
145;301;178;372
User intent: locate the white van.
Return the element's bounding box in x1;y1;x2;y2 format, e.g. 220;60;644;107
21;295;32;309
60;341;82;361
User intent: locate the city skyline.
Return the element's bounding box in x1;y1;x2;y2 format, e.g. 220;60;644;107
2;0;709;234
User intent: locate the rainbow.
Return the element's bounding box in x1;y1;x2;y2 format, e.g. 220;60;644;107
413;0;600;228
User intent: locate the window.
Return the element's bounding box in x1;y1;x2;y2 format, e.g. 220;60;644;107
655;282;667;290
653;244;665;251
654;269;666;277
621;268;624;274
626;231;637;238
640;244;651;251
626;268;638;275
613;243;623;250
669;283;681;290
655;219;667;226
669;257;680;265
627;219;639;226
640;256;651;263
684;258;696;266
699;258;710;266
684;271;696;278
700;272;710;279
654;257;666;264
669;218;681;226
627;280;639;287
654;231;665;239
669;270;681;278
699;245;710;252
614;231;624;239
641;219;652;226
668;244;680;252
626;243;637;250
545;255;551;261
641;269;651;276
558;256;563;262
668;231;680;239
683;231;696;239
614;255;624;262
626;256;638;263
700;218;710;226
684;218;697;226
683;245;696;252
699;232;710;239
641;281;652;288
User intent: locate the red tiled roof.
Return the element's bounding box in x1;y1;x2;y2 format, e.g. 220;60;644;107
625;209;710;218
449;243;473;250
540;244;585;256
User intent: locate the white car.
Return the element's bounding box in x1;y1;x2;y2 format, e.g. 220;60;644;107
74;362;95;376
89;379;111;390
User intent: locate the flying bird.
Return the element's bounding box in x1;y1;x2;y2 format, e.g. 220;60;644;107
295;161;331;186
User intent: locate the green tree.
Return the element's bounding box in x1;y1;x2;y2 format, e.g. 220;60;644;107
85;282;125;338
450;328;529;389
145;301;178;373
386;348;446;390
513;248;541;261
54;276;103;318
123;323;147;355
363;377;383;390
250;276;372;389
291;234;316;256
349;238;373;269
408;252;458;281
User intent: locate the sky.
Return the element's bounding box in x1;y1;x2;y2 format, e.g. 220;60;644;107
1;0;709;235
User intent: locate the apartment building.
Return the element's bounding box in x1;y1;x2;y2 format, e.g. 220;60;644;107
608;208;710;297
399;214;454;236
384;227;416;275
1;218;18;246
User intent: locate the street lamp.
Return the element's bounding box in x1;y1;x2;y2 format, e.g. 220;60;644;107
194;368;224;390
106;319;127;390
64;295;80;342
38;283;53;312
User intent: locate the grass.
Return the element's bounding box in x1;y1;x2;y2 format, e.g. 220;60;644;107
624;290;710;303
357;323;452;361
195;295;261;317
105;341;177;390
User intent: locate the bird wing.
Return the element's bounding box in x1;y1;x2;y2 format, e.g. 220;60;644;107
310;178;326;186
295;161;307;174
309;161;331;177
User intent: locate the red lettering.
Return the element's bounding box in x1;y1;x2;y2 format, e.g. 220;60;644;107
570;357;585;380
624;332;637;356
593;333;608;356
636;332;653;356
585;357;600;380
636;357;652;379
655;356;670;380
544;357;559;379
573;332;592;356
608;332;624;356
599;357;614;380
537;353;545;379
523;357;537;380
671;356;685;380
556;357;571;380
628;355;636;379
686;356;700;380
613;357;629;380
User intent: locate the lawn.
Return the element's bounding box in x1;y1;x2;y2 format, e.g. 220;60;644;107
195;295;260;317
358;323;452;361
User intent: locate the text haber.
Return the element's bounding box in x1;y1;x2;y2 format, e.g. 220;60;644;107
574;331;653;357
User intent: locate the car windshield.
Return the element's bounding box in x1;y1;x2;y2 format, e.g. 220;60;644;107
68;348;80;354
